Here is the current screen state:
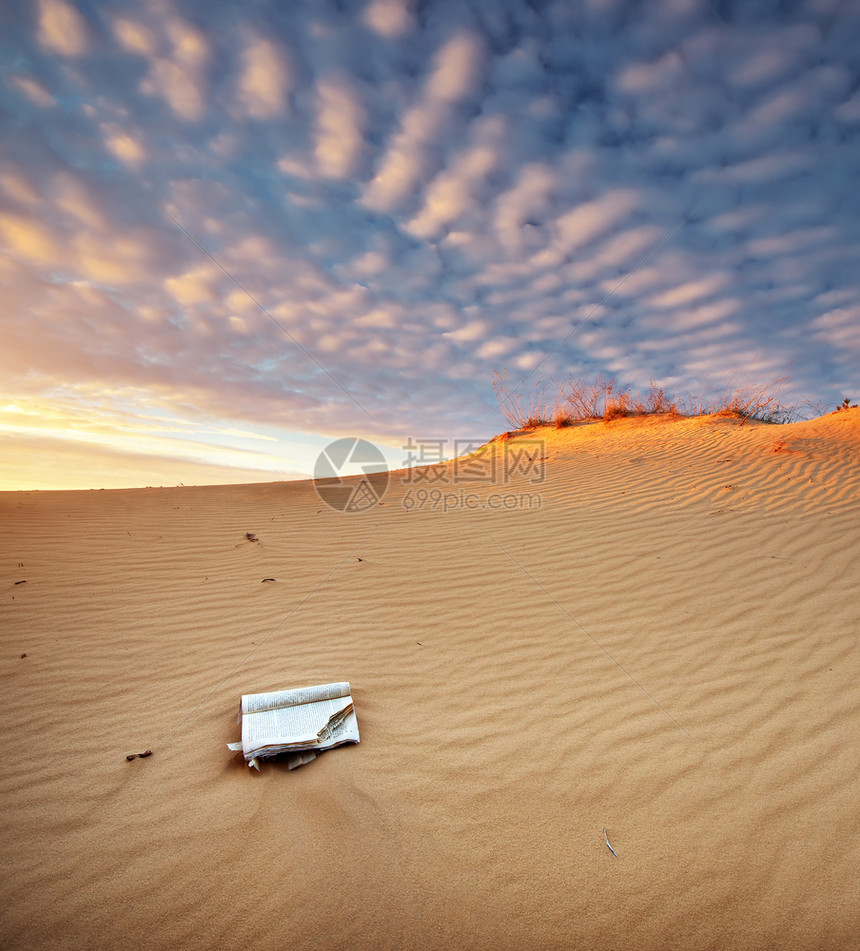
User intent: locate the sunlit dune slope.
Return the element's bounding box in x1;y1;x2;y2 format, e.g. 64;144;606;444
1;410;858;951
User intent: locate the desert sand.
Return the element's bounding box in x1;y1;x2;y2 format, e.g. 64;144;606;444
1;410;858;951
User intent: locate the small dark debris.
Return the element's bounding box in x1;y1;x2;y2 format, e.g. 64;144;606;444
125;750;153;761
357;557;364;562
261;578;276;583
14;580;26;585
245;532;258;542
20;653;27;659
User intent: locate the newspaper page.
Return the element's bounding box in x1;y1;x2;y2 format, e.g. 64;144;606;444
242;696;353;752
230;682;359;769
241;681;351;715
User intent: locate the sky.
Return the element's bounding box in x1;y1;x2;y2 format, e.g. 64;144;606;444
1;0;859;490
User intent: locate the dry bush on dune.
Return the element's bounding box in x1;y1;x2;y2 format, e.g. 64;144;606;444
493;371;802;430
552;403;574;428
556;374;682;422
559;373;611;420
634;382;678;416
682;376;797;424
492;371;553;429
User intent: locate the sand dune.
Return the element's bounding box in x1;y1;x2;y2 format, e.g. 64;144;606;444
1;410;858;951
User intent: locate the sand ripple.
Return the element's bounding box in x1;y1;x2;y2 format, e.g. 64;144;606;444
1;412;858;950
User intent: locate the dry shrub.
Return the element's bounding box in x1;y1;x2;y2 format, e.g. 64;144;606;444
635;381;679;416
550;393;575;428
557;374;678;422
493;369;798;429
604;389;633;420
684;375;797;423
560;372;618;420
492;371;551;429
524;412;550;427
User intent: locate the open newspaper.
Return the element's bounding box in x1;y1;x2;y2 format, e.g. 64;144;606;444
227;681;359;770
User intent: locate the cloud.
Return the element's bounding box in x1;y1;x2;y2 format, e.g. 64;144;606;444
363;0;414;38
361;32;485;212
52;172;110;230
1;0;860;490
642;274;733;312
694;151;811;185
37;0;89;57
615;49;686;95
728;24;820;89
553;189;640;257
0;169;41;206
74;231;162;286
425;30;483;103
405;115;505;240
0;169;174;288
810;306;860;349
101;124;147;167
10;76;55;107
492;164;557;255
0;398;308;491
144;62;205;122
163;266;219;307
112;16;157;57
835;90;860;123
314;75;366;178
236;35;291;118
135;15;210;121
0;214;59;267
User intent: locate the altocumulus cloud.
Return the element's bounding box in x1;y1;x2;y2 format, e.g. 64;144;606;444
1;0;859;486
